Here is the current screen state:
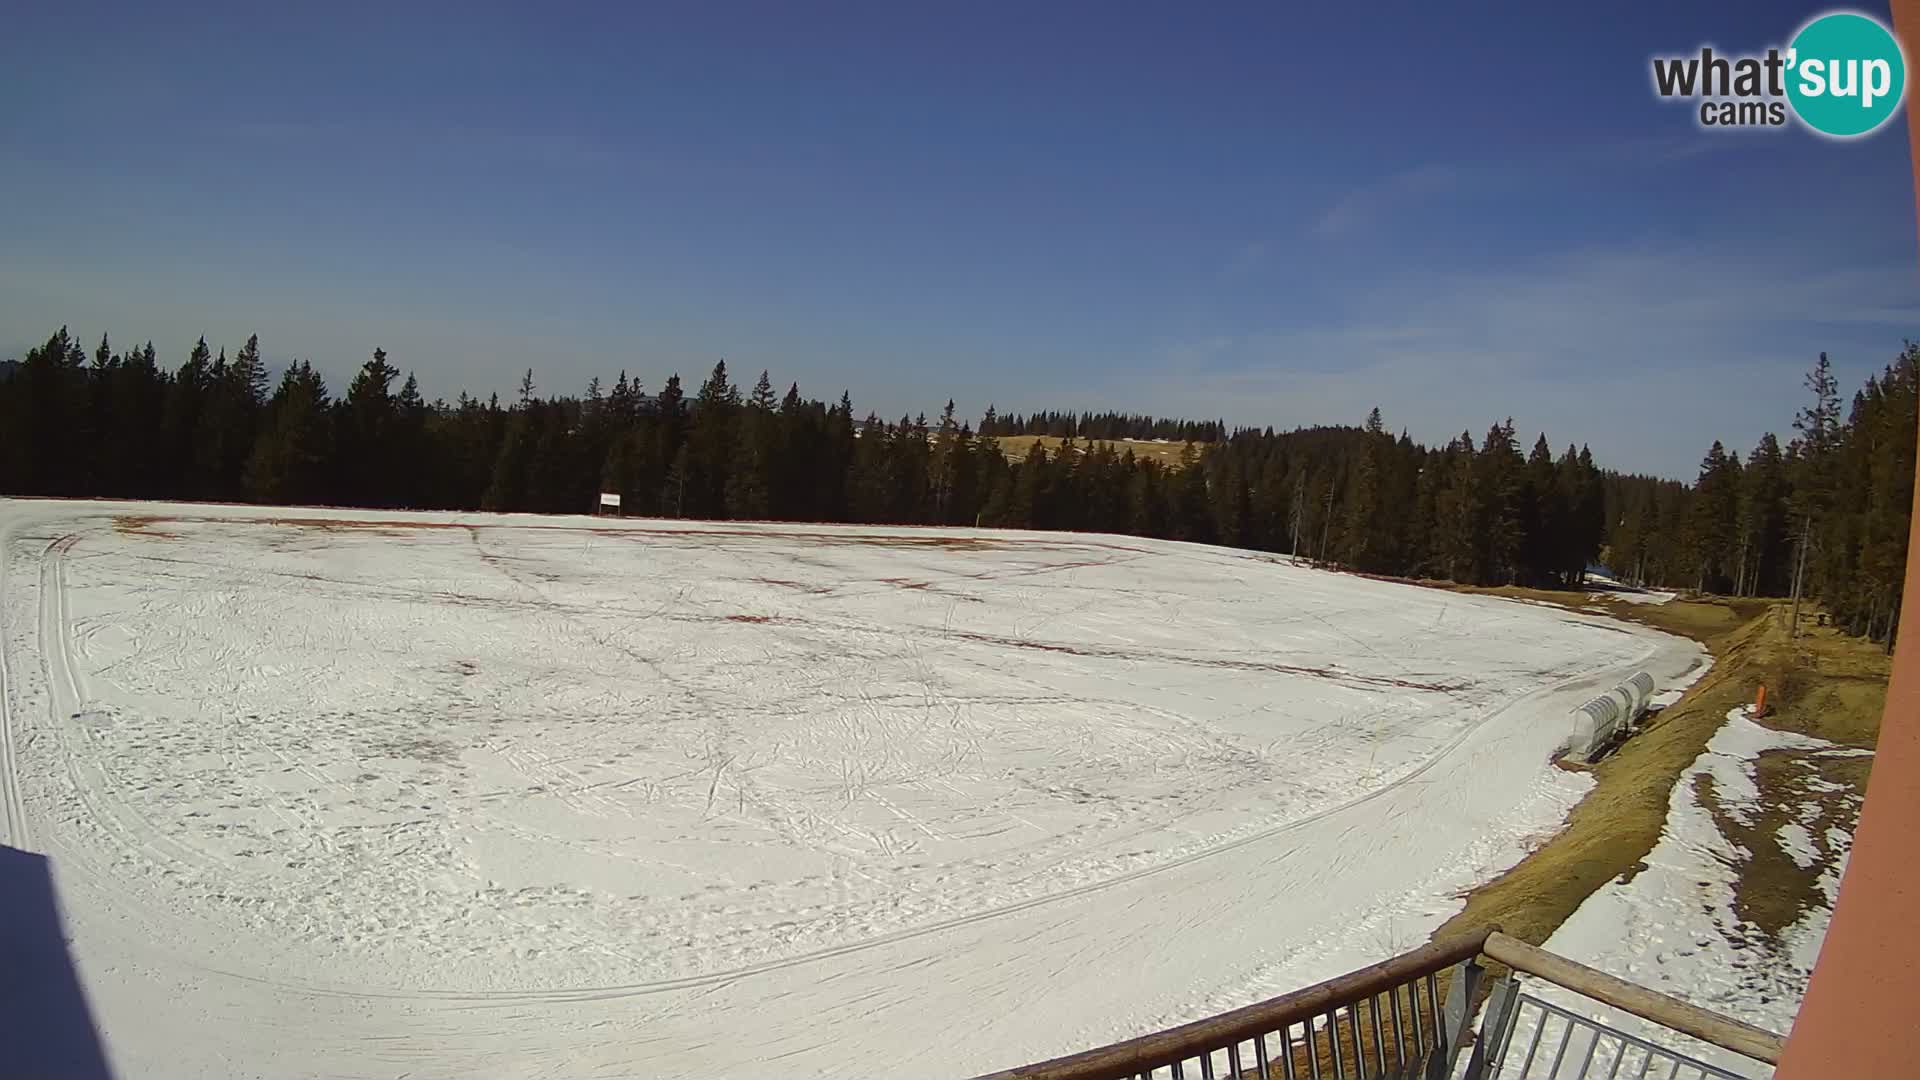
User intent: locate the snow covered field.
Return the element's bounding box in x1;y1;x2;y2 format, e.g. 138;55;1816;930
0;500;1703;1078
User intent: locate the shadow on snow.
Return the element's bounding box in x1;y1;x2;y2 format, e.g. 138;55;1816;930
0;844;114;1079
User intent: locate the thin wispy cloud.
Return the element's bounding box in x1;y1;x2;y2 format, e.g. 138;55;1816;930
1218;241;1269;281
1310;137;1749;241
1566;133;1749;165
1312;164;1463;238
1164;335;1239;370
231;118;630;170
1137;243;1919;475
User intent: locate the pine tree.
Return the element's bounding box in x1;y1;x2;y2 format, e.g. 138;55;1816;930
661;443;690;517
1790;352;1843;631
685;360;739;518
393;371;428;507
341;347;401;505
893;413;933;522
524;401;578;513
1688;441;1741;592
725;370;776;518
1517;434;1559;585
608;370;637;427
244;361;333;504
1570;446;1605;585
655;372;688;483
1433;432;1479;581
231;333;269;404
1858;346;1918;642
192;333;269;499
1172;441;1214;543
1;328;85;493
847;413;893;523
1006;440;1047;528
1338;409;1386;569
930;400;961;523
1735;433;1791;596
483;403;533;512
1212;449;1251;548
156;337;211;496
112;342;168;497
1475;420;1524;583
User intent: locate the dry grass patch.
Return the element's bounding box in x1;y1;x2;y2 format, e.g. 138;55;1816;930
111;515;181;539
1433;594;1885;972
1697;750;1868;944
993;434;1196;468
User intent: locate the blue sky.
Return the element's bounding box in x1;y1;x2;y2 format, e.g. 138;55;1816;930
2;2;1915;477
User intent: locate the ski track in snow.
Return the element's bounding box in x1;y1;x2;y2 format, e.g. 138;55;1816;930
0;519;27;847
0;499;1707;1078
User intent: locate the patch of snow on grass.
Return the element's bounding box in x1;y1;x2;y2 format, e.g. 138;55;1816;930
1509;710;1862;1078
1774;823;1817;870
1594;587;1679;605
1815;828;1853;906
1582;572;1678;606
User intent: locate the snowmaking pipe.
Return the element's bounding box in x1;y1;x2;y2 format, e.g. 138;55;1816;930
1566;671;1655;763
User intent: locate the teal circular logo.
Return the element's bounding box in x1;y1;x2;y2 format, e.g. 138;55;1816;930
1787;12;1907;137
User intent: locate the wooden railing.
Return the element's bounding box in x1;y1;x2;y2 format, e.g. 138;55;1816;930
969;928;1786;1080
971;929;1490;1079
1480;933;1784;1065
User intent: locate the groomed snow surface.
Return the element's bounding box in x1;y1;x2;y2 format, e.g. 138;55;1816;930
0;500;1703;1079
1582;572;1679;607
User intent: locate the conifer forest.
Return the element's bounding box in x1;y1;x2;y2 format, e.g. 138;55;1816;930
2;328;1913;642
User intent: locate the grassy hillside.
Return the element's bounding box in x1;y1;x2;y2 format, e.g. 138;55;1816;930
992;434;1195;468
1435;590;1885;953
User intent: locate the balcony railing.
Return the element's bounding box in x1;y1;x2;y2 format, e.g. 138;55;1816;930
1479;989;1747;1079
969;929;1786;1080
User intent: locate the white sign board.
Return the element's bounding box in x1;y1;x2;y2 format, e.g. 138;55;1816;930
599;492;622;508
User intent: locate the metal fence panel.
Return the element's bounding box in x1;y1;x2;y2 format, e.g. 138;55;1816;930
1482;990;1749;1080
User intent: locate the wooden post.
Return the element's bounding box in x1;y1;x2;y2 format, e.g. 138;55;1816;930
1752;684;1767;719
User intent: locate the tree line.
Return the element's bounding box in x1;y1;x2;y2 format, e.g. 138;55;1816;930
1613;348;1917;643
977;409;1225;442
1;326;1911;642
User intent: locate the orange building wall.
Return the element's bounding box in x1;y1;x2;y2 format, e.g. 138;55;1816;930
1773;5;1920;1071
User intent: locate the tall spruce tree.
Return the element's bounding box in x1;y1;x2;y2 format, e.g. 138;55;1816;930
245;361;333;504
686;361;740;518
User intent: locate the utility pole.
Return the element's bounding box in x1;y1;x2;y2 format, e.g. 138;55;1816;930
1319;484;1335;565
1290;471;1306;558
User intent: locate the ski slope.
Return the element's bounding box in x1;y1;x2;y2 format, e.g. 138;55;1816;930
0;499;1704;1078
